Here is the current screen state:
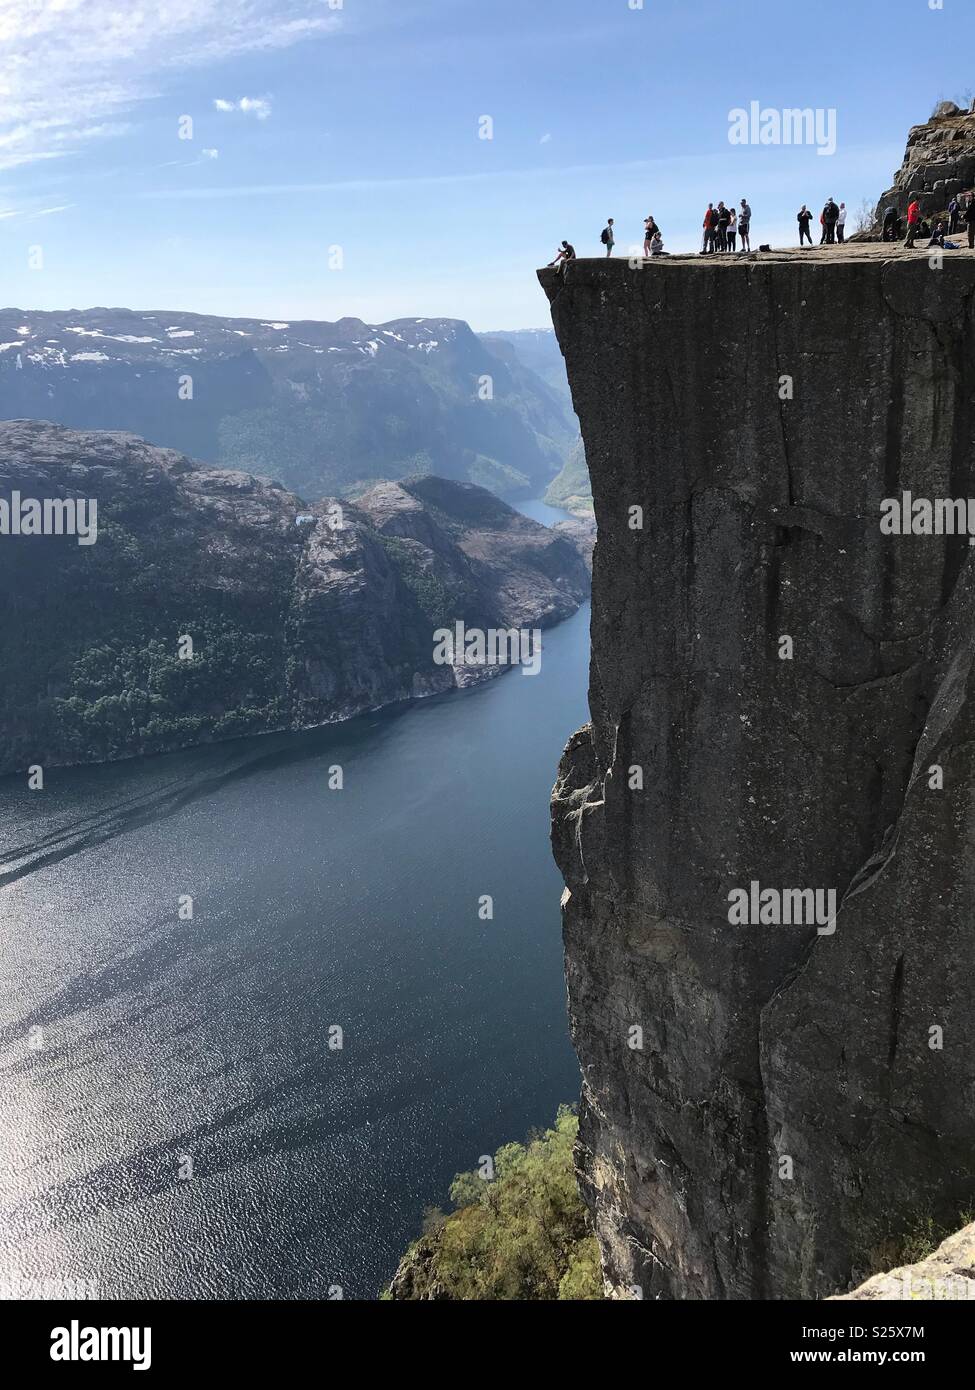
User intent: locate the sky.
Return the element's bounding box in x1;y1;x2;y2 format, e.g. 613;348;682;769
1;0;973;331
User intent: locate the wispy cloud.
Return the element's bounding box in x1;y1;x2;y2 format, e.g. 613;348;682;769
214;97;272;120
0;1;341;172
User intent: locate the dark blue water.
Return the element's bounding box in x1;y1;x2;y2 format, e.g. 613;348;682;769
0;587;590;1299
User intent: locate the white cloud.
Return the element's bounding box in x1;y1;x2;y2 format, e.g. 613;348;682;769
214;96;272;120
0;1;341;172
539;133;552;145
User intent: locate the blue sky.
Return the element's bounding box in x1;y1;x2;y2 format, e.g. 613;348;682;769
1;0;973;330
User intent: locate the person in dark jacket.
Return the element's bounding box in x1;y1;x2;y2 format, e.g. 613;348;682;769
882;206;898;241
716;201;730;251
797;205;813;246
823;198;840;244
965;195;975;250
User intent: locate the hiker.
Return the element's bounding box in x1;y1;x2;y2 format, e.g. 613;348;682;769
549;240;576;271
716;201;730;251
702;203;716;254
601;218;615;257
948;197;960;234
739;198;752;252
650;230;666;257
881;205;898;241
837;201;847;242
819;208;827;243
965;195;975;249
797;205;814;246
927;220;946;248
903;195;922;248
727;205;737;251
643;216;659;257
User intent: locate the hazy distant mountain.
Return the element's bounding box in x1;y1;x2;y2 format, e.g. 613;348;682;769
0;309;577;503
480;328;573;402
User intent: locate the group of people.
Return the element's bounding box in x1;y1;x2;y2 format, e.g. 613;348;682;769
547;186;975;270
701;200;752;253
885;192;975;249
796;198;846;245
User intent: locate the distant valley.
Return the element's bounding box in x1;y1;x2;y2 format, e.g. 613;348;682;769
0;419;590;775
0;308;583;506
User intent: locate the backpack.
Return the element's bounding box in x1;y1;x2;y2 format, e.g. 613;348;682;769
600;228;610;244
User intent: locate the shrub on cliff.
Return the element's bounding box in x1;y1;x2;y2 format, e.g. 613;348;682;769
385;1106;603;1300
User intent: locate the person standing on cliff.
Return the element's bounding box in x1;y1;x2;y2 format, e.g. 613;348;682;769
716;201;730;251
726;205;738;251
837;202;847;242
822;198;839;244
965;195;975;249
903;195;922;248
739;199;752;252
702;203;716;253
882;205;898;241
797;205;813;246
601;219;615;257
948;197;960;234
643;216;659;257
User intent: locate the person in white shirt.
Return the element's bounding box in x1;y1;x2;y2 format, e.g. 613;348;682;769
837;202;847;243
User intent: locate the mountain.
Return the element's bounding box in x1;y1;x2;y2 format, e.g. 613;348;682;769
869;98;975;229
0;309;577;503
480;328;573;402
0;420;589;775
544;437;593;518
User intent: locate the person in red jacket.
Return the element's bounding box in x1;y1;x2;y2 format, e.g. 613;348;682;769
702;203;717;254
904;195;922;249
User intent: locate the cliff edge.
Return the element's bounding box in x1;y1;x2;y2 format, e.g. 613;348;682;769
540;246;975;1299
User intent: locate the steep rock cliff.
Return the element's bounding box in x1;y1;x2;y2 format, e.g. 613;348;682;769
540;245;975;1300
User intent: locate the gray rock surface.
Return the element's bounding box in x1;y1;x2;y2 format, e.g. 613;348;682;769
831;1223;975;1301
871;106;975;226
540;247;975;1300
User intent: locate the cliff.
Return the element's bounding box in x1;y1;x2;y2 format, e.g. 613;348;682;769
831;1221;975;1301
871;100;975;228
0;420;589;775
540;244;975;1300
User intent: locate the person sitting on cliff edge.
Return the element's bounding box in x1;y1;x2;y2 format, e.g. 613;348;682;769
548;240;576;272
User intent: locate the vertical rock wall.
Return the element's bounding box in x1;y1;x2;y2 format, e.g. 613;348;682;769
540;249;975;1299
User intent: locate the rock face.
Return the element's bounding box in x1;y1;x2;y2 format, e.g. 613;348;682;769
0;420;589;774
831;1223;975;1301
540;248;975;1300
872;105;975;226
